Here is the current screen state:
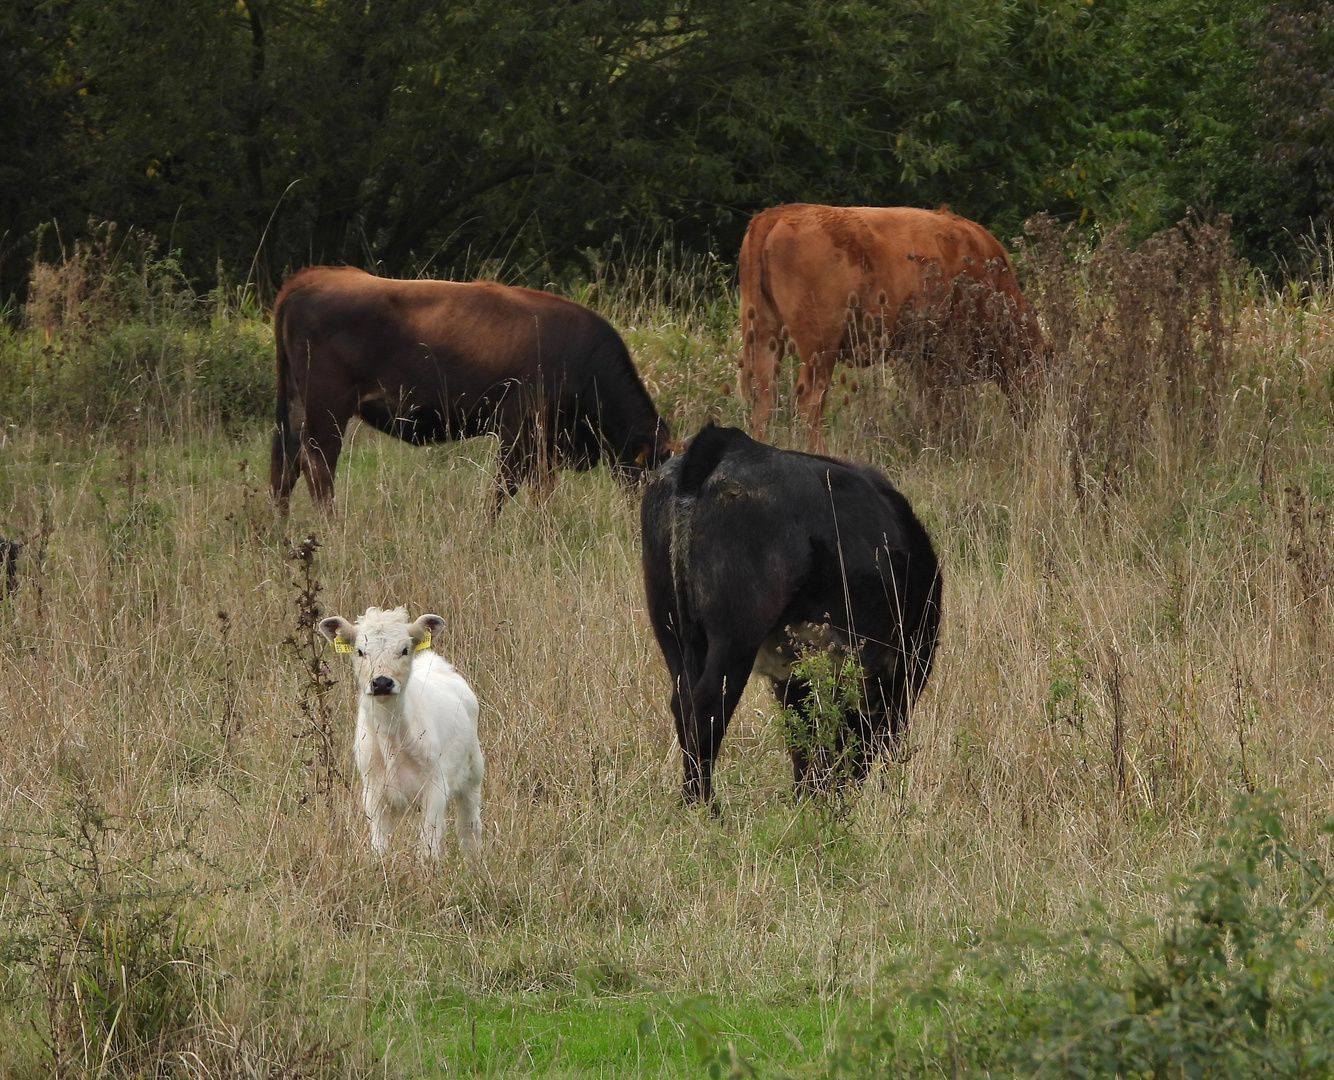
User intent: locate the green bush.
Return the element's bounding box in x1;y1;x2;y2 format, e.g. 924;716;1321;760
832;791;1334;1080
0;788;215;1077
0;225;272;432
775;647;869;796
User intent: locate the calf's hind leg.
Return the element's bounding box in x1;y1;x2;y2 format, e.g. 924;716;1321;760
451;784;483;866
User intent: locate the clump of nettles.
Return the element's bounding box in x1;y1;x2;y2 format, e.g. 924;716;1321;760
776;646;867;796
830;790;1334;1080
0;787;210;1077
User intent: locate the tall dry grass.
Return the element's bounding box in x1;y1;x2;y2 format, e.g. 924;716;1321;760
2;218;1334;1076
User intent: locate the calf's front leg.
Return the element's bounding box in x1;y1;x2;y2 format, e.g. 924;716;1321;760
417;780;450;863
363;778;402;855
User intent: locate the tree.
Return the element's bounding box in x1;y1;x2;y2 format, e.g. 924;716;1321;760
0;0;1304;298
1252;0;1334;262
0;1;81;300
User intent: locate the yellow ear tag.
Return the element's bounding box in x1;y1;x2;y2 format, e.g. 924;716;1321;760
333;639;354;653
415;629;433;652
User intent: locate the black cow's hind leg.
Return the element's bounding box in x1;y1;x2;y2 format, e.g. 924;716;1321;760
678;638;755;806
654;622;707;804
775;677;816;789
865;674;913;762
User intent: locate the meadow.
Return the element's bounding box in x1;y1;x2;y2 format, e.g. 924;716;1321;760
3;220;1334;1077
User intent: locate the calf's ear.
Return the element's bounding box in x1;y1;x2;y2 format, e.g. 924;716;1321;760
409;613;445;650
319;616;356;650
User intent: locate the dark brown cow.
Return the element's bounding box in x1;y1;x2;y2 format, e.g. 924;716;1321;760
738;204;1041;450
270;267;671;513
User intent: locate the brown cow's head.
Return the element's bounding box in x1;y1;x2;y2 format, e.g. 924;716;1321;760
610;419;674;483
319;606;444;699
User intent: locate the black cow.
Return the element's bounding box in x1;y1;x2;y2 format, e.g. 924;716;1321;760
641;424;941;803
271;266;671;515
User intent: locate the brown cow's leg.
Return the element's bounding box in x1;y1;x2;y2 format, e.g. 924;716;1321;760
529;426;558;506
996;316;1044;423
485;399;535;517
300;427;342;513
744;319;782;444
491;450;523;519
270;425;302;514
491;422;540;518
529;465;556;506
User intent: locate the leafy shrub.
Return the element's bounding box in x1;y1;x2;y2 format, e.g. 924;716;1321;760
1016;212;1243;498
0;223;272;432
0;787;214;1077
831;790;1334;1080
775;647;869;796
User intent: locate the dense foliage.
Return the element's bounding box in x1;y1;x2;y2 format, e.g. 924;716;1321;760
3;0;1328;301
828;792;1334;1080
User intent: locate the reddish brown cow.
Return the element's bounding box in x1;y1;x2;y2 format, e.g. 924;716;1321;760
738;204;1040;449
270;267;670;513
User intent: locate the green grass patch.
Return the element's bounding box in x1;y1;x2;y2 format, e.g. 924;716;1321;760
373;990;840;1078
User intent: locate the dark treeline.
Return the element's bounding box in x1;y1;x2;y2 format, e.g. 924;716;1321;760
2;0;1332;303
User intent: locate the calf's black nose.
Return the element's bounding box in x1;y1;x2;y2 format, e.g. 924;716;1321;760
370;676;394;696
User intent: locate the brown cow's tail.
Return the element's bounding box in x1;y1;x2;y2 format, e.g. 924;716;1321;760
272;301;289;437
741;206;779;301
754;216;786;335
269;291;300;508
738;208;784;341
738;209;785;433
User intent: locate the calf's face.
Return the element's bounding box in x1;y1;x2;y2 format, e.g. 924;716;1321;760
319;608;445;698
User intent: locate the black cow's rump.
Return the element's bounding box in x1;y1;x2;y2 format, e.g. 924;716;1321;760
641;424;941;804
270;266;670;514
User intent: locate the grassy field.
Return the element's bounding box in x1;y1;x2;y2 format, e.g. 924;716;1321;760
3;223;1334;1077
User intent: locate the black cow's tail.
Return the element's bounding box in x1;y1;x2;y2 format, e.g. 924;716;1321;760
661;423;738;657
675;421;736;495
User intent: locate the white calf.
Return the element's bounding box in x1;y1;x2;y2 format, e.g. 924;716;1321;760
319;606;484;864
